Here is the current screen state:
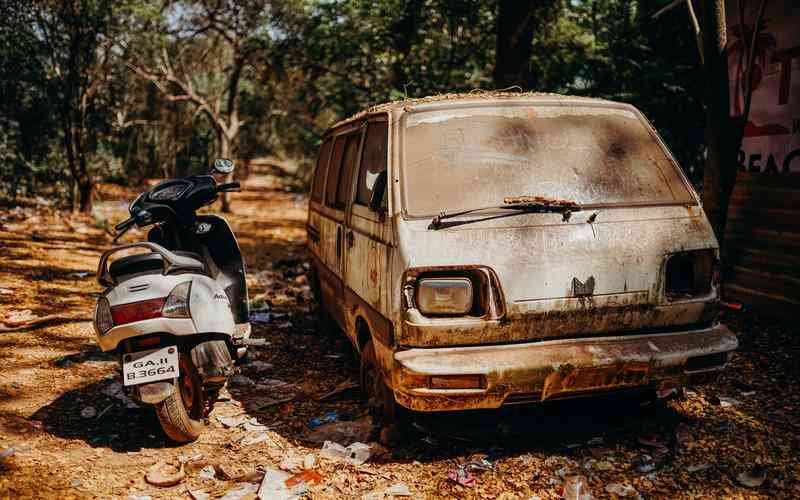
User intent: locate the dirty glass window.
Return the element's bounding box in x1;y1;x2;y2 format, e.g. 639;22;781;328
402;105;694;217
355;121;388;206
311;138;332;202
325;135;347;208
334;132;362;209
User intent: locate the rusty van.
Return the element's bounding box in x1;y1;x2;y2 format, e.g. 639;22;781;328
306;93;738;417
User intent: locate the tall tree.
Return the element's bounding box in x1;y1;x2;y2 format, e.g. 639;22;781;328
127;0;269;211
493;0;560;89
31;0;117;213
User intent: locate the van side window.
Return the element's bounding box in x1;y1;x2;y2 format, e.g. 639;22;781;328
311;138;332;203
325;135;347;208
355;122;388;207
334;133;361;209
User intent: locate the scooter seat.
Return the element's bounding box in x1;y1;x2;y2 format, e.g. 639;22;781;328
109;251;205;278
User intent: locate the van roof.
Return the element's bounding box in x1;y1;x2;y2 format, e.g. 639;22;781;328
329;91;620;131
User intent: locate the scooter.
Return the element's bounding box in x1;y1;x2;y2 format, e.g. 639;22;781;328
93;159;250;442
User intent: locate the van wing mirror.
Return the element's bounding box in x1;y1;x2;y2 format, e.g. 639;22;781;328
368;171;388;212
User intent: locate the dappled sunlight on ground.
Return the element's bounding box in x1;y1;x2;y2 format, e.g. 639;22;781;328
0;172;797;498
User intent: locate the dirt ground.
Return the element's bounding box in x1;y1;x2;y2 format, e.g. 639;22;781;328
0;172;798;499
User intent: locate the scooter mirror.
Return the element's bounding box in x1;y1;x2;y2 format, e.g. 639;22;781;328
212;158;235;174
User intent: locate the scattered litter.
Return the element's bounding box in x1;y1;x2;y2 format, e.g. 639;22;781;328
198;465;216;480
145;461;185;487
737;466;767;488
243;418;268;432
741;390;756;396
280;456;304;472
257;468;296;500
220;482;259;500
227;375;254;388
605;482;639;498
307;411;339;429
127;495;151;500
447;465;476;487
81;406;97;419
6;310;39;324
188;491;210;500
250;311;272;324
285;469;322;490
218;463;249;481
315;379;359;400
67;271;90;278
686;463;711;473
216;414;250;428
632;454;656;473
0;288;13;295
465;458;496;473
240;432;273;446
562;475;593;499
305;415;373;445
303;453;316;470
718;396;742;408
247;360;273;371
320;440;372;465
244;338;270;347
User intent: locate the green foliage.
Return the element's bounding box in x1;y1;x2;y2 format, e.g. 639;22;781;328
0;0;709;202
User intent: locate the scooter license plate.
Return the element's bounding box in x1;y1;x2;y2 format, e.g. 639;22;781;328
122;346;179;386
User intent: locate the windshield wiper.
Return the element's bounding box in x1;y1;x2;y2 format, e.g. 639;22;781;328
429;196;583;230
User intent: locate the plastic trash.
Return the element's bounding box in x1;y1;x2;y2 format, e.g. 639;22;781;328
0;447;16;459
285;469;323;490
447;465;476;487
605;482;639;497
216;414;250;428
465;458;496;473
198;465;216;480
303;453;316;470
280;456;304;472
250;311;272;324
257;468;296;500
248;360;272;371
307;411;339;429
319;441;372;465
632;454;656;473
188;491;210;500
240;432;271;446
562;475;594;500
686;463;711;473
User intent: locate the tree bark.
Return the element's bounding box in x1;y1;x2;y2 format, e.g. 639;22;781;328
700;0;736;250
493;0;539;89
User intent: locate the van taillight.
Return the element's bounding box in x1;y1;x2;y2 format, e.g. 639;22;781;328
664;250;716;299
111;297;166;325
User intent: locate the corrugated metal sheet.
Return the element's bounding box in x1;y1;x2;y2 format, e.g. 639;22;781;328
723;172;800;319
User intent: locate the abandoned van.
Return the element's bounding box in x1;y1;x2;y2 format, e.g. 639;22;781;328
306;93;738;416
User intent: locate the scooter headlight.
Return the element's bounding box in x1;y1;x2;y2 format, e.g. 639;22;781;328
94;296;113;335
162;281;192;318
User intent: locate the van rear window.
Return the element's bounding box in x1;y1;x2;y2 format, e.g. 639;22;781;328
402;104;694;217
311;139;332;202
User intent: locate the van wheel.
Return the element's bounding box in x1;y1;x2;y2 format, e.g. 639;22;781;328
154;354;204;443
360;340;403;423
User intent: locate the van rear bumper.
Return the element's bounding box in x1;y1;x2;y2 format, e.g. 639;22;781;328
391;323;738;411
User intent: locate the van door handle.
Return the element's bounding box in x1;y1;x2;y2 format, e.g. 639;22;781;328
346;230;354;248
336;226;342;258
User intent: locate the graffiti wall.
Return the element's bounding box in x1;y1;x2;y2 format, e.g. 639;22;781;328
728;0;800;173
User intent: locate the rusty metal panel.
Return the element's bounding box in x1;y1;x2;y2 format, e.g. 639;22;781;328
724;172;800;319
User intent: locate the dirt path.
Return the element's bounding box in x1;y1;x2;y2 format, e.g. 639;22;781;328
0;173;798;499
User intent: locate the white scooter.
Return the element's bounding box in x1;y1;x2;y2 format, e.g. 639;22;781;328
93;159;250;442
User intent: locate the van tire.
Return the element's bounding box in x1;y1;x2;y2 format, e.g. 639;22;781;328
360;340;404;424
155;354;204;443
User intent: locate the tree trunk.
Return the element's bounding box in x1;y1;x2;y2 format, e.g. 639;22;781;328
78;178;94;213
219;134;232;213
493;0;538;89
700;0;737;251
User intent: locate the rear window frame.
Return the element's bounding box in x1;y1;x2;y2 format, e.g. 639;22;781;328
397;100;698;219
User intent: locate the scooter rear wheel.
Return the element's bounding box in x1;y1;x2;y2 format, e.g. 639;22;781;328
155;354;204;443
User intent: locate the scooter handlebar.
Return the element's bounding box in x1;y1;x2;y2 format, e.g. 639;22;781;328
217;181;241;192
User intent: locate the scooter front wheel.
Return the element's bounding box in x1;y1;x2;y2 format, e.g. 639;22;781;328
155;354;204;443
